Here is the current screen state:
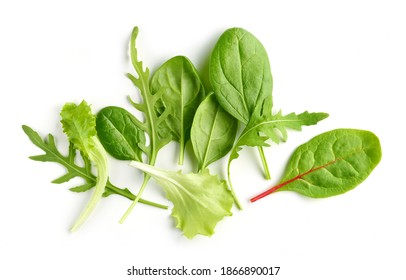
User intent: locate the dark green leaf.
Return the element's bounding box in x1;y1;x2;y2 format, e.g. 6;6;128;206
96;106;146;161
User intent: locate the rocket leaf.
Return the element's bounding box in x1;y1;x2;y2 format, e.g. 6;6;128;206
251;129;382;202
22;125;167;210
130;161;234;239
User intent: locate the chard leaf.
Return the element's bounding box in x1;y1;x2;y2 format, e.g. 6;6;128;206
130;161;234;239
96;106;146;161
251;129;382;202
210;27;273;124
191;93;238;171
151;56;205;164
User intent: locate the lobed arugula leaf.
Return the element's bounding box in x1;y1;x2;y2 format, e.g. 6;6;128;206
118;27;173;222
230;97;329;162
251;129;382;202
22;126;167;210
130;161;234;239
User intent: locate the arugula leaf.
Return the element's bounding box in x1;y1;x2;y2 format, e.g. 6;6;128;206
230;97;329;162
22;125;167;210
191;93;238;171
228;97;328;209
251;129;382;202
151;56;205;165
130;161;234;239
119;27;172;222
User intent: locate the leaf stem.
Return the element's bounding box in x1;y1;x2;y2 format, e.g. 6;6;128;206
105;182;167;210
257;146;271;180
250;184;281;202
227;159;243;210
119;174;151;223
178;141;185;166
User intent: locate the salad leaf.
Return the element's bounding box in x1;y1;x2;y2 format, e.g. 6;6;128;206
251;129;382;202
227;98;328;209
96;106;146;161
191;93;238;171
210;27;273;124
230;97;329;162
130;161;234;239
119;27;172;222
59;101;109;231
22;125;167;210
151;56;205;164
209;27;275;182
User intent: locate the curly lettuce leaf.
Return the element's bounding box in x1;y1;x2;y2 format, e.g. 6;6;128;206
130;161;233;239
60;101;109;231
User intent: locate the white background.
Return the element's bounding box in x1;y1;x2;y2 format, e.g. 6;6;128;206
1;0;405;279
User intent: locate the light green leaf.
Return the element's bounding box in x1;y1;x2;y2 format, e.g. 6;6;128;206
251;129;382;202
191;93;238;171
60;100;97;157
130;161;233;239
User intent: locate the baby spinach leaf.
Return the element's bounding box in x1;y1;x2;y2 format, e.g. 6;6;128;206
130;161;234;239
251;129;382;202
96;106;145;161
151;56;205;165
191;93;238;171
210;27;273;124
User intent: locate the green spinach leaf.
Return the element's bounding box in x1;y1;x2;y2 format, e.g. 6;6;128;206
210;27;273;124
96;106;145;161
191;93;238;171
151;56;205;164
251;129;382;202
